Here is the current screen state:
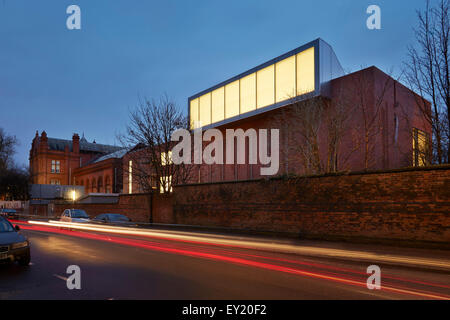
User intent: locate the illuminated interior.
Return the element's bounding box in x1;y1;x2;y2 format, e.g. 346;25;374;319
161;151;173;166
413;128;428;166
190;46;316;129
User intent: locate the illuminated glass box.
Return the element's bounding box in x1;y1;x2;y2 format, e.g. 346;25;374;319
189;38;344;129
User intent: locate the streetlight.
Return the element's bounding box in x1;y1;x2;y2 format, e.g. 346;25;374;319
72;190;76;206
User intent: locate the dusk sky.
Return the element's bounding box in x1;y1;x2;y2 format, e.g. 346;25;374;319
0;0;427;166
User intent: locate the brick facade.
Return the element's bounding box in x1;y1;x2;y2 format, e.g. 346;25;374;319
34;166;450;245
73;158;123;194
29;131;124;194
120;67;431;193
170;166;449;243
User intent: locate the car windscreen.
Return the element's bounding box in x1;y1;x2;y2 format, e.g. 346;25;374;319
0;217;14;232
71;210;89;218
108;214;130;222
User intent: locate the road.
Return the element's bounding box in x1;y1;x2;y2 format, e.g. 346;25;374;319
1;220;449;300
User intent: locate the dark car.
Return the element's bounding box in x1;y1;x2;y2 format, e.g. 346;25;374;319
0;216;31;266
0;209;18;219
92;213;135;227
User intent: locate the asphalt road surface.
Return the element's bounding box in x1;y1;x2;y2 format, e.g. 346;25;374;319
1;221;449;300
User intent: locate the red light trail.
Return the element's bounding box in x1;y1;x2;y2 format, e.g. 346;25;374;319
16;222;450;300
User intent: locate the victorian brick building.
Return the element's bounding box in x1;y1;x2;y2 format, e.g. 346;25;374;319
29;131;125;194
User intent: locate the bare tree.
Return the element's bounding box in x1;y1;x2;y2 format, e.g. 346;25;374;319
404;0;449;164
120;95;193;196
350;68;393;169
119;95;193;222
0;127;17;173
324;88;355;172
274;93;352;175
0;165;29;201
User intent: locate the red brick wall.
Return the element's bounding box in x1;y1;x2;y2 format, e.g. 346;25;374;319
172;166;450;243
31;166;450;244
48;193;173;224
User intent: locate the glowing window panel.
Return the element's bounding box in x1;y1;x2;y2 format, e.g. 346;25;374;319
297;47;315;95
188;40;340;129
275;55;296;103
161;151;173;166
413;128;428;166
211;87;225;123
199;93;211;127
128;160;132;194
256;65;275;109
190;98;199;129
225;80;240;119
160;175;173;194
240;73;256;114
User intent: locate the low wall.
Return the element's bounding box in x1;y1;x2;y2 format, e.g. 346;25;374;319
42;193;173;224
29;166;450;245
171;166;450;243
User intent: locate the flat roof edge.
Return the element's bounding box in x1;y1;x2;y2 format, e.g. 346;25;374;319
188;38;321;101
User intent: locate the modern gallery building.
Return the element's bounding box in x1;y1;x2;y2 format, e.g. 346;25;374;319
182;38;431;185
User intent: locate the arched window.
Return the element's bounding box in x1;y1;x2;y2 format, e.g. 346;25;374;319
97;177;103;193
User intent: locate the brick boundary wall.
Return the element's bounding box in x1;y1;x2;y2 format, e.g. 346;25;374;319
44;193;173;224
29;166;450;245
49;193;153;222
171;166;450;244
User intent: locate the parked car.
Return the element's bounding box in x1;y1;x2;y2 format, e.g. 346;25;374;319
92;213;136;227
0;209;18;219
0;216;31;266
60;209;90;223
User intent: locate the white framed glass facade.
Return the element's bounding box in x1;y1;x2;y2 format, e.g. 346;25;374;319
189;39;344;129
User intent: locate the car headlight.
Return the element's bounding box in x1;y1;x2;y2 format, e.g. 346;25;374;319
10;241;29;249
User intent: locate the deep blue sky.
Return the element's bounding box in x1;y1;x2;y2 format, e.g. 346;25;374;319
0;0;427;166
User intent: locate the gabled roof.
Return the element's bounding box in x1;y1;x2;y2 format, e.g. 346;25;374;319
92;148;128;164
45;137;122;154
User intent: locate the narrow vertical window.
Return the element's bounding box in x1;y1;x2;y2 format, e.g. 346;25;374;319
394;114;399;144
161;151;173;166
128;160;133;194
412;128;428;167
160;176;173;194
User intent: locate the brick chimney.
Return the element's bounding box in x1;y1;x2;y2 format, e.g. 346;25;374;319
72;133;80;154
39;131;48;151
